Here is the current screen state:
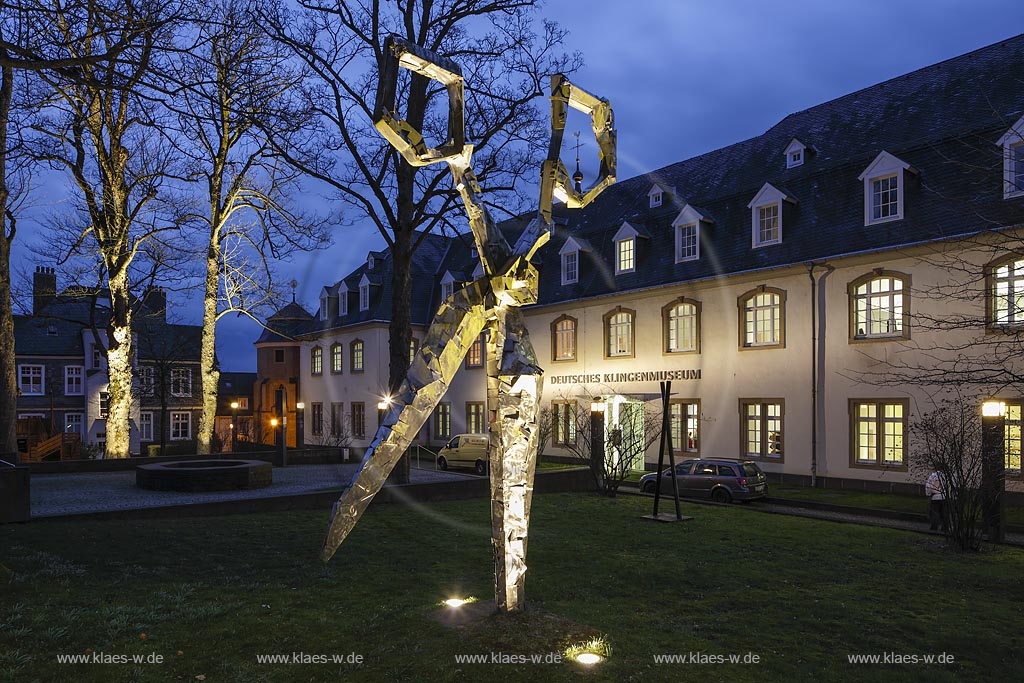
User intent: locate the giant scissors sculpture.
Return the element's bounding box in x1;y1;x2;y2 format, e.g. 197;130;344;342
321;36;616;612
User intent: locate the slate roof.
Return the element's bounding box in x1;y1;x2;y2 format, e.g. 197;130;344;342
263;33;1024;337
14;294;205;361
256;301;314;344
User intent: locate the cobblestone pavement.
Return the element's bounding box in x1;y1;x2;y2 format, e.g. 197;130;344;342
30;463;475;518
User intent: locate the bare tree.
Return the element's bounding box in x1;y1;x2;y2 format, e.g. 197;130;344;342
261;1;579;481
167;0;325;454
547;393;662;497
909;396;987;551
27;0;190;457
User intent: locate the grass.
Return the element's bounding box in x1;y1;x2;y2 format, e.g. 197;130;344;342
1;493;1023;682
768;484;1024;526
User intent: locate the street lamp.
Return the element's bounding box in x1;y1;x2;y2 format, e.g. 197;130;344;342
230;401;239;453
296;402;305;452
981;399;1006;542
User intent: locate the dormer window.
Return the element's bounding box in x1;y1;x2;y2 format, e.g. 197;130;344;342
784;139;807;169
859;151;912;225
648;183;670;209
997;115;1024;199
748;183;792;248
440;271;456;301
562;251;578;284
613;222;641;275
319;296;328;321
367;254;375;270
360;284;369;311
672;204;709;263
338;285;348;316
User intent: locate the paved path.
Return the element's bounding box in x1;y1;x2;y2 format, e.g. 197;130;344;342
30;463;474;518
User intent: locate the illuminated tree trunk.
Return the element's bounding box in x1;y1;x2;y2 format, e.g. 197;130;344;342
0;65;15;459
104;268;134;459
196;240;220;454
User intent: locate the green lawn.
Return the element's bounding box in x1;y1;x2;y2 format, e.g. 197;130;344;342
2;493;1023;682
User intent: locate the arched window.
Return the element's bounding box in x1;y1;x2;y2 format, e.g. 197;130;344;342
848;271;910;340
987;255;1024;327
310;346;323;376
350;340;364;373
663;298;700;353
551;315;577;361
330;343;343;374
603;307;635;358
738;287;785;349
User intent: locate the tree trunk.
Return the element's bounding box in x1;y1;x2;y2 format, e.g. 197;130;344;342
0;64;15;459
386;185;414;485
196;240;220;454
104;268;134;458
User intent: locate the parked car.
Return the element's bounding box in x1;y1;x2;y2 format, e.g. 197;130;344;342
437;434;489;474
638;459;768;503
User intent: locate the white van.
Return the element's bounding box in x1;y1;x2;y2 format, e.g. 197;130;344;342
438;434;489;474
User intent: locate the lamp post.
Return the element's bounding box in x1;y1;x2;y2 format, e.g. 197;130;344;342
981;400;1006;543
230;401;239;453
590;398;605;492
273;386;287;467
296;402;305;452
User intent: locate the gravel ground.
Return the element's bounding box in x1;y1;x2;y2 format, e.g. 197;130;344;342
30;463;474;518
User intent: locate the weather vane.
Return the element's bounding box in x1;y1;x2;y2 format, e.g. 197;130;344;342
320;35;616;612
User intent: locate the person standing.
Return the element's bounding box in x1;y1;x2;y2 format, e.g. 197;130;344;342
925;469;947;531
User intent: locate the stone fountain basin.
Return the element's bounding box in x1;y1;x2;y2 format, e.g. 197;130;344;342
136;459;272;492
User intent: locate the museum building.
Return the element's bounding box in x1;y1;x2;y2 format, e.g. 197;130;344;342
258;34;1024;490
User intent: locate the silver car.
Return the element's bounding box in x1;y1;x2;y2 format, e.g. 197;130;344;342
639;459;768;503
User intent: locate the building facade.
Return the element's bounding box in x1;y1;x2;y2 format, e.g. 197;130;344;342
14;269;209;457
257;34;1024;490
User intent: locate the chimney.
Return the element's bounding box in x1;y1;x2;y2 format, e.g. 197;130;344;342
142;286;166;321
33;266;56;314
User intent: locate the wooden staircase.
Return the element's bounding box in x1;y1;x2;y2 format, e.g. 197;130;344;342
24;433;82;462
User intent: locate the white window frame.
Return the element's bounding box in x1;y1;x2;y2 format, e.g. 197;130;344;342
139;411;153;441
65;412;84;438
785;138;806;169
170;368;192;397
64;365;84;396
562;250;578;285
672;204;708;263
338;285;349;316
139;366;155;397
741;288;785;348
997;115;1024;199
359;284;369;311
747;183;789;248
616;238;635;274
675;223;699;262
170;411;191;441
858;151;911;226
319;297;328;321
650;190;662;208
18;364;44;395
440;271;456;301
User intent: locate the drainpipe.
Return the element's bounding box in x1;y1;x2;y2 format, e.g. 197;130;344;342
807;262;835;489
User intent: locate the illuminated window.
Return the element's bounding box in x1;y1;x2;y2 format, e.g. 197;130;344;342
604;308;634;357
669;400;700;453
741;400;783;459
434;402;451;440
466;334;484;368
310;346;323;376
466;402;485;433
331;343;343;373
988;255;1024;327
1006;403;1022;472
616;238;635;274
664;299;699;353
851;400;907;467
351;340;364;373
850;272;908;339
551;315;577;361
552;401;577;445
351;402;365;438
740;288;784;348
